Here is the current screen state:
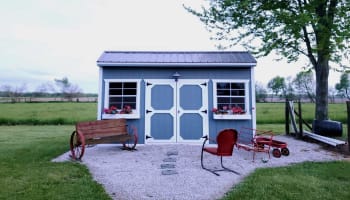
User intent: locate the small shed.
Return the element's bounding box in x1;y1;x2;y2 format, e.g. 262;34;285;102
96;51;257;144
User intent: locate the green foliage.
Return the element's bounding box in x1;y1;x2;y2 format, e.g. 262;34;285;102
0;125;111;200
185;0;350;120
293;70;316;102
222;161;350;200
185;0;350;65
336;72;350;99
255;82;268;102
267;76;286;96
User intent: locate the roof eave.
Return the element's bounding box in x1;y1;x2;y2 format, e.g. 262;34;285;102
97;62;257;67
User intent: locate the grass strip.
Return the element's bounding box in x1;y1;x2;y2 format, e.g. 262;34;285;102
222;161;350;200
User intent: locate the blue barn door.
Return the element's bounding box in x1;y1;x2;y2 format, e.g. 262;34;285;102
145;79;208;143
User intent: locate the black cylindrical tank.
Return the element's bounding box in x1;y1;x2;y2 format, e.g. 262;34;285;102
312;120;343;137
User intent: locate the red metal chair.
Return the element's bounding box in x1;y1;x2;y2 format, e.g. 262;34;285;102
200;129;240;176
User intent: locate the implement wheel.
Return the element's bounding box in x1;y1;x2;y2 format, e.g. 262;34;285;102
70;131;85;160
272;148;281;158
281;147;290;156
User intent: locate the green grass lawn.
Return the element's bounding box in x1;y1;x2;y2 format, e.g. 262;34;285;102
223;161;350;200
0;125;111;200
0;102;349;199
1;125;350;199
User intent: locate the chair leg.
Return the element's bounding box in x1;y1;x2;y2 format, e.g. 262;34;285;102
220;156;240;175
201;149;220;176
200;148;206;169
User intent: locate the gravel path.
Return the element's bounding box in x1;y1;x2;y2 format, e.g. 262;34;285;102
53;135;344;200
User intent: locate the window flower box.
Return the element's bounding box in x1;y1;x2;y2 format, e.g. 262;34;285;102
102;105;140;119
212;106;251;120
102;113;140;119
213;113;251;120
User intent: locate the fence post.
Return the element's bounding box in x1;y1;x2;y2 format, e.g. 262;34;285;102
297;100;303;139
347;101;350;152
285;99;290;135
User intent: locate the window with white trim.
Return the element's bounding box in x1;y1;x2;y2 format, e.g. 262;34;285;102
213;80;251;119
103;79;140;119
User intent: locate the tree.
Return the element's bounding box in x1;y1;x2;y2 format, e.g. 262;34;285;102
328;86;337;103
285;76;296;100
335;72;350;99
35;82;56;97
185;0;350;120
0;83;27;103
267;76;286;98
293;70;316;102
255;82;268;102
54;77;82;101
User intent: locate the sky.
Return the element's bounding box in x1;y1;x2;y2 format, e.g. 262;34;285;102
0;0;342;93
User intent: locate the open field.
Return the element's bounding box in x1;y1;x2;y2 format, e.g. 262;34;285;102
0;102;347;136
257;102;347;124
0;102;97;125
0;102;347;124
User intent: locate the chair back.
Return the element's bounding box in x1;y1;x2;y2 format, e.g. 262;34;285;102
216;129;238;156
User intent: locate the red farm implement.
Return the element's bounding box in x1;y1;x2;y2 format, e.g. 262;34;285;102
236;127;289;161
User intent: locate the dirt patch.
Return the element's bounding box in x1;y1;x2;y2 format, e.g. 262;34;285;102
302;136;350;157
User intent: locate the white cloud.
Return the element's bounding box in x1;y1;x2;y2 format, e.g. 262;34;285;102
0;0;342;93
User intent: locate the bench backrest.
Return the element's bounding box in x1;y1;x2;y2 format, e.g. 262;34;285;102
76;119;128;139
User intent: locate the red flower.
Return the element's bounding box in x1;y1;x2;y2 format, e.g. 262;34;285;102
123;105;132;114
110;106;117;111
232;106;243;114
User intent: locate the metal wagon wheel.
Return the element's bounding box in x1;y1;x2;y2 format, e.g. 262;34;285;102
70;131;86;160
122;126;138;150
122;133;138;150
272;148;282;158
281;147;290;156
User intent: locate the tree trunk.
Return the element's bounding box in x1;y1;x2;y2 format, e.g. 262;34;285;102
315;58;329;120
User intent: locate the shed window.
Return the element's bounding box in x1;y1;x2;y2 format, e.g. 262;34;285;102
213;80;250;119
109;82;137;109
103;79;140;119
216;82;246;110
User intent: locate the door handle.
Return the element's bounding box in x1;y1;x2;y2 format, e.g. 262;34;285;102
201;110;207;114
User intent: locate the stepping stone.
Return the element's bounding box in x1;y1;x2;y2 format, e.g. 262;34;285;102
166;150;178;156
161;169;178;175
160;163;176;169
163;157;177;162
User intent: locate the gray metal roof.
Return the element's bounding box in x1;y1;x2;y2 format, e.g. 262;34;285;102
97;51;257;67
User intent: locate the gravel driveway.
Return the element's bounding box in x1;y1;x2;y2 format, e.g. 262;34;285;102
53;135;344;200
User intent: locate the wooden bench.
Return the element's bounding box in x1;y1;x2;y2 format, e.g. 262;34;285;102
69;119;138;160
